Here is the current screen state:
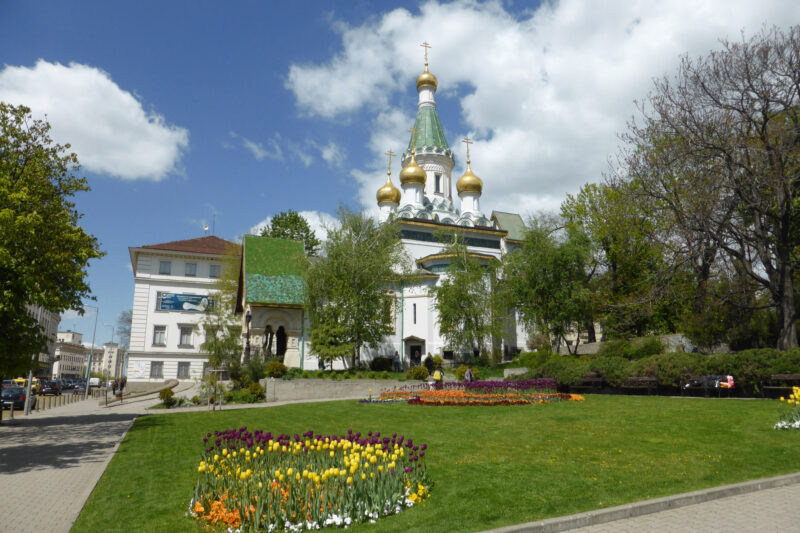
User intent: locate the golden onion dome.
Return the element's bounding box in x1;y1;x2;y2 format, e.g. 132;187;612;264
416;68;438;91
399;153;427;186
376;173;401;205
457;163;483;194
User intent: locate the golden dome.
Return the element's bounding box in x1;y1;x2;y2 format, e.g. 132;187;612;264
416;68;438;91
376;173;401;205
400;153;426;186
457;163;483;194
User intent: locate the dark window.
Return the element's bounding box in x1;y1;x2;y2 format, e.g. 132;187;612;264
150;361;163;378
435;173;441;193
177;362;190;379
159;261;171;275
413;303;417;324
185;263;197;277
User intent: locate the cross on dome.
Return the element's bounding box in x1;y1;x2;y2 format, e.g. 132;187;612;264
421;41;431;68
462;136;473;164
384;149;395;175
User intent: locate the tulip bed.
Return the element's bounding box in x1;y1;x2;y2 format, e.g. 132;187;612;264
378;379;584;406
774;386;800;429
190;428;430;531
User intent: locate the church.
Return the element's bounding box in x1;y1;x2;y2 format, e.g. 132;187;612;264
362;45;529;367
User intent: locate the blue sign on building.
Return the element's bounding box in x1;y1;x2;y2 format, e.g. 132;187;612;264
157;292;214;312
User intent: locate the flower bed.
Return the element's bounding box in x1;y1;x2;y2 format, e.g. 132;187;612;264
774;386;800;429
190;428;430;531
378;380;583;406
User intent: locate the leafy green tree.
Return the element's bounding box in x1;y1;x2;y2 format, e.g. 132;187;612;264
303;208;408;368
200;246;241;408
504;218;594;354
261;210;320;256
619;26;800;349
430;236;505;364
0;103;102;394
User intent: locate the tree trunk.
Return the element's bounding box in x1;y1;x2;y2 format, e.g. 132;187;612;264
776;268;798;350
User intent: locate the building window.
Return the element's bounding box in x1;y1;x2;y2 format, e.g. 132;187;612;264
177;362;191;379
159;261;171;275
413;303;417;324
179;326;193;347
435;173;441;193
185;263;197;277
209;264;220;278
150;361;163;378
153;325;166;346
202;363;209;377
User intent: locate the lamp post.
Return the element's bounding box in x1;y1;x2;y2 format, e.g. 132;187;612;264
103;324;114;405
84;305;99;399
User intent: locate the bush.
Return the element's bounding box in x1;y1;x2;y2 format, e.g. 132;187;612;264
432;355;444;368
629;352;709;387
265;361;288;378
301;371;310;379
369;357;393;372
191;395;201;405
598;338;664;360
159;387;176;408
586;356;631;387
247;382;265;401
406;366;430;381
343;372;351;380
518;350;553;370
455;365;481;381
380;370;389;379
367;371;376;379
356;372;363;379
533;356;589;386
315;370;325;379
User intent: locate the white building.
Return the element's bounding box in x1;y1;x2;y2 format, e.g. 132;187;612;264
371;53;529;366
91;342;124;379
53;331;88;378
125;235;237;383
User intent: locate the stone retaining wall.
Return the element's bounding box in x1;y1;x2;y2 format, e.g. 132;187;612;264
258;378;424;402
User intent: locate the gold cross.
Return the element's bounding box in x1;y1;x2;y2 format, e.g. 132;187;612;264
421;41;431;67
385;149;395;174
408;127;418;146
462;136;473;163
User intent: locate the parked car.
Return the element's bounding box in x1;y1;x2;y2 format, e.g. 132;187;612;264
2;386;36;410
39;380;62;396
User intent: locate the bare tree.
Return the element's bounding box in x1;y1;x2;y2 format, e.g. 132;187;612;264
619;25;800;349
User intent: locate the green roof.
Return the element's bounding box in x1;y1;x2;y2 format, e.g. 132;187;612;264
407;105;450;152
491;211;526;241
243;235;306;305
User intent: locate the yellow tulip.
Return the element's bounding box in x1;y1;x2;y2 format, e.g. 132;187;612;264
780;397;785;402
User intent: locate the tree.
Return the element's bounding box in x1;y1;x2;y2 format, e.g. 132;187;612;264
303;208;408;368
431;236;505;363
261;210;320;256
116;310;132;349
619;26;800;349
0;103;102;388
503;218;595;354
200;245;241;409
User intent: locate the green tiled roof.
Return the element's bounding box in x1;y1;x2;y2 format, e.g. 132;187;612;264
408;105;450;152
491;211;526;241
243;235;306;305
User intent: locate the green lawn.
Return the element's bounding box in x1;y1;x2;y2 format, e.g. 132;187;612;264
74;396;799;532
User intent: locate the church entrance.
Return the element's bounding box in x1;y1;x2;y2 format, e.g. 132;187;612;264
404;337;425;367
264;324;288;359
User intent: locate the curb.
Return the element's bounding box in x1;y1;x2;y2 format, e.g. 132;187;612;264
482;471;800;533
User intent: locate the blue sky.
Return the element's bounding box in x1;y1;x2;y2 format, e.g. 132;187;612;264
1;0;797;347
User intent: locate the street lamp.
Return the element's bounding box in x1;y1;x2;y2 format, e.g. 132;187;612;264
103;323;114;405
84;304;99;399
244;310;252;362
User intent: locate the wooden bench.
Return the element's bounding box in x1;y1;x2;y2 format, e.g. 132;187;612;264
682;375;734;397
621;376;658;395
761;374;800;399
570;372;605;394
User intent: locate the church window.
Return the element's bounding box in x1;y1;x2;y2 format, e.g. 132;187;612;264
413;303;417;324
435;173;441;193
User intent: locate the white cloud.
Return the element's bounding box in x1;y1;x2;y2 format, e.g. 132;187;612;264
249;210;338;242
0;60;188;181
60;309;83;320
286;0;800;216
229;131;283;161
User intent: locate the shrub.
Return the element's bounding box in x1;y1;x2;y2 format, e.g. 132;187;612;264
455;365;481;381
534;357;589;386
302;371;310;379
380;370;389;379
343;372;351;380
315;370;325;379
191;395;201;405
407;366;430;381
159;387;176;408
629;352;709;387
586;356;631;387
518;350;552;370
369;357;393;372
598;338;664;360
247;382;265;401
355;372;363;379
265;361;288;378
367;371;376;379
432;355;444;368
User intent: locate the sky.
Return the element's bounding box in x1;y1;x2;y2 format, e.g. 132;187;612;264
1;0;798;348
